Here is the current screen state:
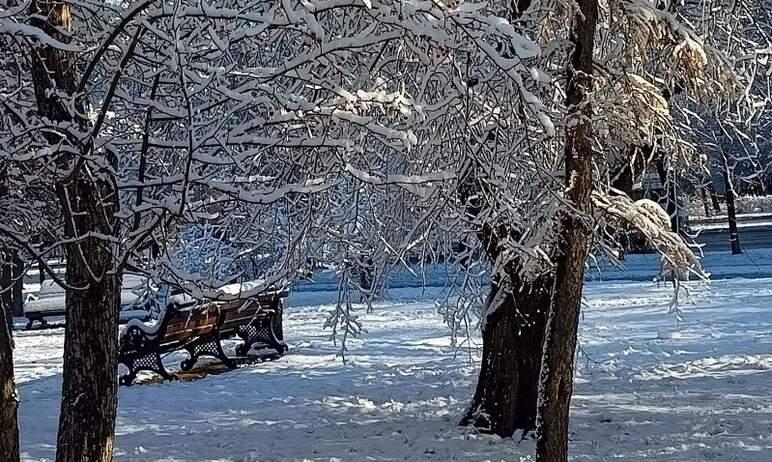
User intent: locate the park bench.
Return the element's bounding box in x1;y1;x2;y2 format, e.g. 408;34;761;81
118;288;288;386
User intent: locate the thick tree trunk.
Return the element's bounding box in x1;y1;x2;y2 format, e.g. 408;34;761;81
458;173;550;436
461;273;551;435
55;221;120;462
28;1;121;461
535;0;598;459
0;157;20;462
722;155;741;255
1;250;20;462
459;0;546;434
0;167;14;332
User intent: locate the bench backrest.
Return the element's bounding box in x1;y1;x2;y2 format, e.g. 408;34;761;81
219;299;263;333
159;303;218;346
149;289;286;347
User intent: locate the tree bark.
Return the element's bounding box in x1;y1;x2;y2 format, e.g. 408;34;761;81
55;198;120;462
457;0;550;437
535;0;598;459
700;187;712;217
461;272;551;436
0;152;20;462
458;170;551;437
0;249;20;462
12;255;23;317
708;181;722;213
722;154;741;255
1;253;11;338
28;1;121;461
656;157;680;233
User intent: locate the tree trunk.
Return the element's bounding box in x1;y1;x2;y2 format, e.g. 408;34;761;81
700;187;712;217
0;250;20;462
535;0;598;459
461;273;551;436
28;1;121;461
55;213;120;462
456;0;550;436
0;153;20;462
722;155;741;255
458;173;550;436
0;166;13;333
708;181;722;213
1;253;11;337
656;157;680;233
12;254;23;317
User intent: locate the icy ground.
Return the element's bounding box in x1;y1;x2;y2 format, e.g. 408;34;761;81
14;278;772;461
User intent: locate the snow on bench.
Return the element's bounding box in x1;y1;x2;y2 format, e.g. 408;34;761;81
118;284;288;385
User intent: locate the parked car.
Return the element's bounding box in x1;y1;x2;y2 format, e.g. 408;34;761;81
23;274;152;329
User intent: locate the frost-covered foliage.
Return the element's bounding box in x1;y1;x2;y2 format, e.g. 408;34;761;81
671;0;772;210
0;0;552;346
0;0;764;348
0;7;57;259
427;0;768;338
167;224;238;284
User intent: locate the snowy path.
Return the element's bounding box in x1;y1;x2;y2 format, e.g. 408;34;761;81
15;278;772;461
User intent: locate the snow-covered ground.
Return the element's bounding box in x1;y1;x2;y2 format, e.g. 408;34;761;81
588;248;772;281
692;218;772;231
689;195;772;218
14;278;772;461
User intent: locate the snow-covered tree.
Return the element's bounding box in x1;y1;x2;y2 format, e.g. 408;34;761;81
2;0;766;459
0;0;554;458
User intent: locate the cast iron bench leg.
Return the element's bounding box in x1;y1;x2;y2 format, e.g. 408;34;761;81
181;335;235;371
235;314;286;356
270;309;288;354
119;351;174;386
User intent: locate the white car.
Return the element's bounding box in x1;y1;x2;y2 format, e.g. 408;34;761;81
23;274;151;329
